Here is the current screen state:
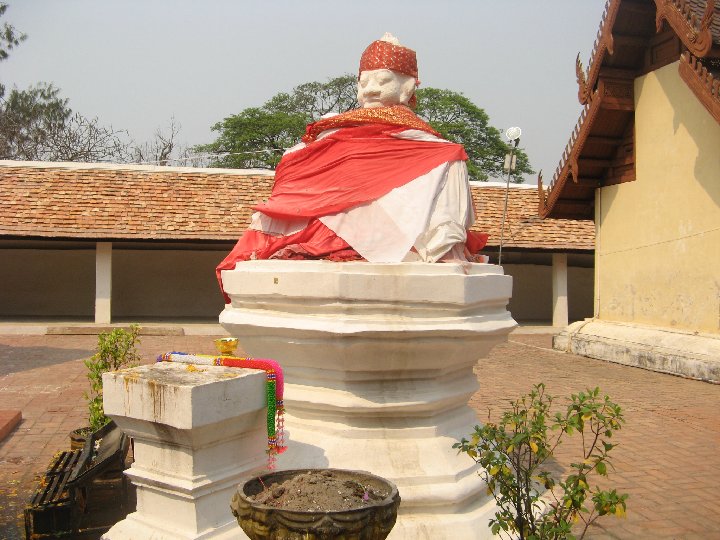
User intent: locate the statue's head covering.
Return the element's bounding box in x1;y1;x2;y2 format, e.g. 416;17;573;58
359;33;418;80
359;33;419;108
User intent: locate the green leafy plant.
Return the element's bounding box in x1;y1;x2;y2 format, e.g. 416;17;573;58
84;325;141;432
454;383;627;539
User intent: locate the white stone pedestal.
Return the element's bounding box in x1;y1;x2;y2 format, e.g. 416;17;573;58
220;261;516;539
101;362;268;539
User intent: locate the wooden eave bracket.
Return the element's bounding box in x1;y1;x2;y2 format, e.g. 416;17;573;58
578;0;622;105
551;201;595;221
597;78;635;110
569;85;619;184
679;51;720;123
540;75;635;220
654;0;716;57
538;96;595;219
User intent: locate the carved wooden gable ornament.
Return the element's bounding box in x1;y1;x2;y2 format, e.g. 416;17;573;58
539;0;719;220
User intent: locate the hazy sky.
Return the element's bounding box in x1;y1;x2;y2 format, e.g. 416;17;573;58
2;1;607;182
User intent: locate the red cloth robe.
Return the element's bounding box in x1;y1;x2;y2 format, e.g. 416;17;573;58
217;107;486;303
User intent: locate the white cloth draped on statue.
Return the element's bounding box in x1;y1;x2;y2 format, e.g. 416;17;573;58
248;127;476;263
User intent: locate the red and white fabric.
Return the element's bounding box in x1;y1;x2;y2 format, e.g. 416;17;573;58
216;110;487;302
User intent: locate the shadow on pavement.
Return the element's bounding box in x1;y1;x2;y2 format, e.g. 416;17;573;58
0;344;94;376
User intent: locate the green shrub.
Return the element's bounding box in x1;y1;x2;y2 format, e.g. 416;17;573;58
454;383;627;539
84;325;141;431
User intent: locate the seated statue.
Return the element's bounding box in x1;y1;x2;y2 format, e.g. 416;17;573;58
217;33;487;302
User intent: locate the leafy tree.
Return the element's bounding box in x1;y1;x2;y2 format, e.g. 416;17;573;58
0;80;187;164
0;82;130;162
198;74;532;182
0;7;133;163
265;74;358;120
0;2;27;96
0;3;25;61
0;82;71;159
84;325;141;432
416;88;532;182
197;75;357;169
131;116;184;165
197;107;307;169
0;5;184;165
454;384;628;539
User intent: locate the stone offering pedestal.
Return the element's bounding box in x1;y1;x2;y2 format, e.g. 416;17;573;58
101;362;268;540
220;261;516;539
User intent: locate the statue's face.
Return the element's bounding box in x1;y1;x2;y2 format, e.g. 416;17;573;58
357;69;416;109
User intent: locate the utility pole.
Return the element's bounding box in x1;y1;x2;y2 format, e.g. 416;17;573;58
498;127;521;266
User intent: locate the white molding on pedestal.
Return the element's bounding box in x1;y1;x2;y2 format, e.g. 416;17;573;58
101;362;268;539
220;260;516;539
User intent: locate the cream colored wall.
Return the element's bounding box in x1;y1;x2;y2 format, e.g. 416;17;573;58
596;62;720;333
0;245;593;323
0;247;227;320
504;263;593;323
0;249;95;317
112;250;227;319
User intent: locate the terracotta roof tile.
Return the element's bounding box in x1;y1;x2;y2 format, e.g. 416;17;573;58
471;186;594;250
0;162;274;241
0;162;594;251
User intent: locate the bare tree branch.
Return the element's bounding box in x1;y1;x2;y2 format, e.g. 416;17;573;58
130;117;182;165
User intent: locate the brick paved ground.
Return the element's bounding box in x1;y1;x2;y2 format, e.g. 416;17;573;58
1;331;719;539
0;334;220;539
471;334;720;539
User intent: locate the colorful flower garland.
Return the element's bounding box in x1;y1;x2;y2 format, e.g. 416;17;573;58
157;352;286;470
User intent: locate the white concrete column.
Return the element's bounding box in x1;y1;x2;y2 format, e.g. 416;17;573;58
552;252;569;327
95;242;112;324
102;362;268;539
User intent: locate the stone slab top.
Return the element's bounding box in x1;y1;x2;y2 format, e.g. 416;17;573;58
221;260;514;308
103;362;267;429
114;361;255;386
224;260;503;276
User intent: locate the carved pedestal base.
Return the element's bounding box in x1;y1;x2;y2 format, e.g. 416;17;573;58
221;261;516;539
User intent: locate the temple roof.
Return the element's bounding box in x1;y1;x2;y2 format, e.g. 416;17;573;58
539;0;720;220
0;161;594;251
471;186;594;251
0;161;275;241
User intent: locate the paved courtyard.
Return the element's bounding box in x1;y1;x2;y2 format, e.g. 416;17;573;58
1;330;718;539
